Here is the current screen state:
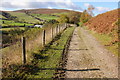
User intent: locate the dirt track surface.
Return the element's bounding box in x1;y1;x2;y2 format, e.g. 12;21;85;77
65;27;118;78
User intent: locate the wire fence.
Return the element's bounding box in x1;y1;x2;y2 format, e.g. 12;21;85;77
2;23;69;68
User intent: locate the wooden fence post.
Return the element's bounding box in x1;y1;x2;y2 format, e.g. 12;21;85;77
22;37;26;64
64;24;66;29
57;25;59;33
56;25;58;35
51;27;53;39
58;25;60;33
65;23;67;29
65;23;66;28
42;30;46;47
59;26;61;33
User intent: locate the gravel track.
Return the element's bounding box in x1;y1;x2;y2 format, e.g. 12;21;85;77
65;27;118;78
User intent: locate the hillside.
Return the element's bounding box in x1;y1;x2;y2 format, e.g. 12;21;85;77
30;14;59;21
1;9;81;24
14;8;80;14
84;9;119;34
0;14;7;19
8;12;40;24
0;9;82;25
0;11;34;26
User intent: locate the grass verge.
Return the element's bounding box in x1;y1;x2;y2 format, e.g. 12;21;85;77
27;26;74;78
2;26;75;79
83;26;118;56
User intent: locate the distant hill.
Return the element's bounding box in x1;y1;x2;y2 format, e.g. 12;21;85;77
1;9;82;25
14;8;81;14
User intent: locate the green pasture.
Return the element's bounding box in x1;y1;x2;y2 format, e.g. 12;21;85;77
31;14;59;20
8;12;40;23
1;20;34;27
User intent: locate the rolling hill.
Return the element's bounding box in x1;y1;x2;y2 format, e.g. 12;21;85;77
8;11;40;24
1;9;82;26
14;8;80;14
0;11;35;26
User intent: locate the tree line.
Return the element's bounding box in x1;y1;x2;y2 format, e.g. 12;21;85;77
57;6;94;26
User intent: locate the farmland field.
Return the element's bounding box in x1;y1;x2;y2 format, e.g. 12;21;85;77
8;12;40;23
1;20;34;27
31;14;59;21
0;27;26;31
52;12;70;16
0;14;7;19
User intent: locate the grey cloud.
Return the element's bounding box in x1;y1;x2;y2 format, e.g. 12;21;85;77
1;2;83;11
1;2;16;8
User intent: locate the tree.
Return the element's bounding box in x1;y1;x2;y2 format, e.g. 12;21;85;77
48;19;58;24
22;19;26;23
80;4;94;24
14;18;19;22
2;21;5;24
80;10;92;23
57;14;69;23
2;11;17;20
87;5;95;17
68;12;81;24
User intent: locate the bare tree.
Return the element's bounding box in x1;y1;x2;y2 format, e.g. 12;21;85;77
87;5;95;16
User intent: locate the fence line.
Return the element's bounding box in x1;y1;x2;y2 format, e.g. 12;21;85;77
21;37;26;64
42;30;46;47
51;27;53;39
3;24;67;65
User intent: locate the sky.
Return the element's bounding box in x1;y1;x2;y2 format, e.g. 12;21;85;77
0;0;119;16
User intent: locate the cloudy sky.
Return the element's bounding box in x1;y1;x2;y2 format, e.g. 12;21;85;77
0;0;119;16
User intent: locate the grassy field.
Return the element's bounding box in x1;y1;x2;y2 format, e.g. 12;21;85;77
1;20;34;27
1;27;30;48
52;12;69;16
0;14;7;19
0;27;26;31
8;12;40;23
30;12;70;21
31;14;59;21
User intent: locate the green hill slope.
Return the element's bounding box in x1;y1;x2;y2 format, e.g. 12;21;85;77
8;12;40;24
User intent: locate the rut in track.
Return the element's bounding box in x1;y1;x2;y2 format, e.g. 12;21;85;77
65;27;118;78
